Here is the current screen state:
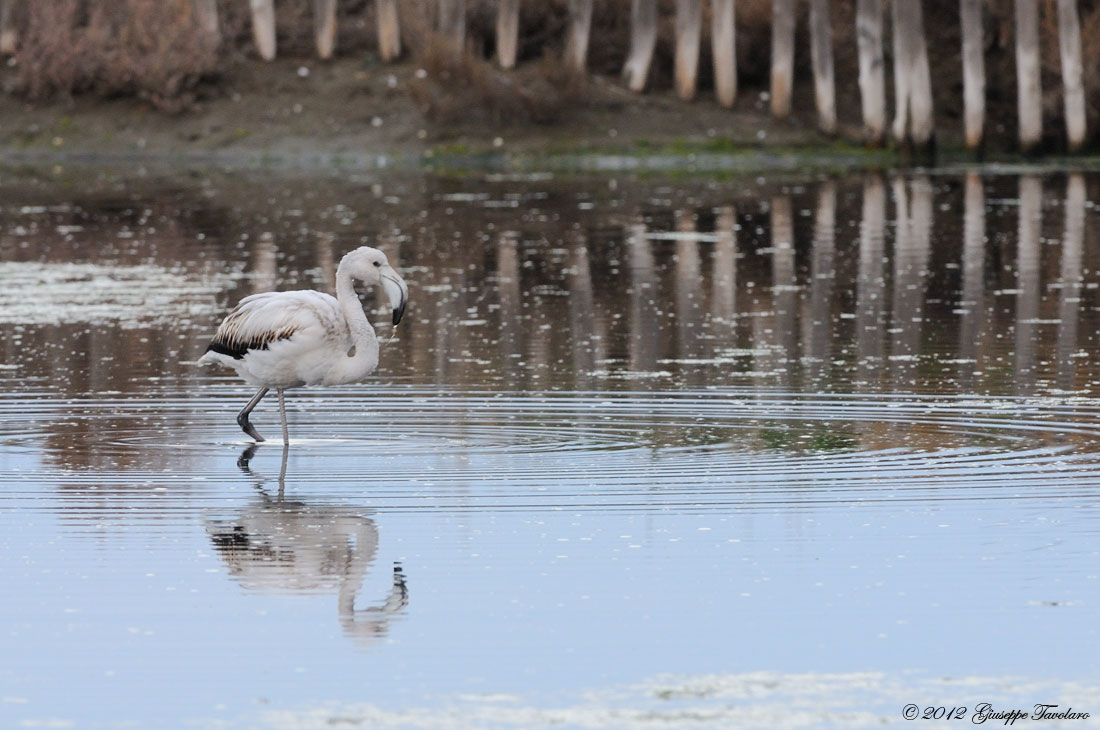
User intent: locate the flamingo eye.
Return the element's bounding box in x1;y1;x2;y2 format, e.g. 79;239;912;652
373;261;381;267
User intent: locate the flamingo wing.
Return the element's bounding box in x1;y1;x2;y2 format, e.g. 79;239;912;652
205;290;348;361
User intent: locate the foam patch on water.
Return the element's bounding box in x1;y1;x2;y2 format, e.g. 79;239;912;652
258;671;1100;729
0;261;237;327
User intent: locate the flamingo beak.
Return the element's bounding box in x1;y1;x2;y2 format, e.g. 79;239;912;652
380;266;408;325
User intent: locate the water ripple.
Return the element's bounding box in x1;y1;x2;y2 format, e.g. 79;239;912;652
3;388;1100;515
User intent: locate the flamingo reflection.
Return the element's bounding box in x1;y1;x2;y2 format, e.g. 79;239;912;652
206;445;408;647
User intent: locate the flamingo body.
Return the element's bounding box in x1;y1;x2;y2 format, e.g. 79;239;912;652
199;246;408;442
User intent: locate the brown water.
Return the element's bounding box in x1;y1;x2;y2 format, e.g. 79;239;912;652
1;166;1099;729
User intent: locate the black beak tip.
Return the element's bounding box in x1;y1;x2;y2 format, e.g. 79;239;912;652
392;304;406;326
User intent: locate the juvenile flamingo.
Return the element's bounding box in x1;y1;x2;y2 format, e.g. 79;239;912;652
199;246;408;442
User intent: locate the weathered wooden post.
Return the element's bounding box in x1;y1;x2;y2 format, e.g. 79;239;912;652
711;0;736;107
315;0;337;59
1057;0;1086;150
856;0;885;144
890;1;910;141
960;0;985;150
907;1;934;147
809;0;836;133
376;0;401;62
891;0;933;149
0;0;17;55
497;0;520;69
438;0;466;56
250;0;276;61
623;0;657;92
1014;0;1042;151
565;0;593;74
194;0;219;43
770;0;796;117
674;0;702;100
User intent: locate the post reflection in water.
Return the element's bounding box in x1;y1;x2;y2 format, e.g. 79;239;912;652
710;205;738;345
856;175;887;390
1057;174;1086;391
770;195;798;384
627;219;660;374
889;176;932;389
496;229;524;381
674;210;705;374
959;172;986;390
804;183;835;383
205;445;409;647
567;228;601;383
1016;175;1042;395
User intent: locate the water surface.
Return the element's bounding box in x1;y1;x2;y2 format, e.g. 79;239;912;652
1;166;1099;729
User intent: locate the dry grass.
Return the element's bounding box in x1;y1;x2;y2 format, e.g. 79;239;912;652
11;0;219;112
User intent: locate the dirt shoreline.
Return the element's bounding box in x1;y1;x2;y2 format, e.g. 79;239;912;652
1;56;1096;175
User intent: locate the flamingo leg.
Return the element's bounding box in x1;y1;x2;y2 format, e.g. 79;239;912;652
277;387;289;444
237;387;270;442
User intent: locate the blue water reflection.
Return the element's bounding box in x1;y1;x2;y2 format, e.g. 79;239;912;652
1;167;1098;729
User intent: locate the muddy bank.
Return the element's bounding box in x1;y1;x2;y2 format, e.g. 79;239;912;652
2;55;901;173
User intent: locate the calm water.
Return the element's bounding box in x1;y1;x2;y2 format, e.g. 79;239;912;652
1;166;1099;729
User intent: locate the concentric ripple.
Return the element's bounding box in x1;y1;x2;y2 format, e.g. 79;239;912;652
4;386;1100;513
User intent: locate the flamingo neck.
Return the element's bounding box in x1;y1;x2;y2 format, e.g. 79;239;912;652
330;266;379;383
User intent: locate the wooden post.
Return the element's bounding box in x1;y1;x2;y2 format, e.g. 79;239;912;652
314;0;337;60
891;0;933;148
250;0;276;61
623;0;657;92
1014;0;1042;151
855;0;885;144
1057;0;1086;151
194;0;219;43
906;0;934;147
711;0;736;107
438;0;466;56
960;0;985;150
675;0;702;101
809;0;835;133
497;0;520;69
564;0;593;74
770;0;795;117
890;0;910;142
0;0;17;55
376;0;401;62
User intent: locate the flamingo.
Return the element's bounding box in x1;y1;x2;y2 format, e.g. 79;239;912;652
199;246;408;443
